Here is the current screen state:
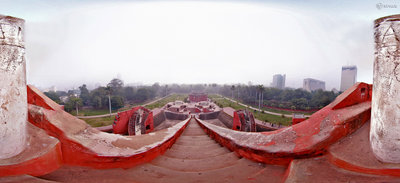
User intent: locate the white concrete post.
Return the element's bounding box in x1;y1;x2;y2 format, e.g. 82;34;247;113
371;15;400;163
0;15;26;159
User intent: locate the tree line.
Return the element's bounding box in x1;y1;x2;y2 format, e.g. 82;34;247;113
218;84;340;110
44;78;161;113
44;81;340;113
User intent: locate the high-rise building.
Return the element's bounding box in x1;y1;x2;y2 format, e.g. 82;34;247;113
340;65;357;92
271;74;286;89
303;78;325;92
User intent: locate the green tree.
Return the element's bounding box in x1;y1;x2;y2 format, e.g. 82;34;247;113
123;86;135;101
65;96;82;115
107;78;124;90
111;96;124;110
107;78;124;96
136;88;149;102
152;82;161;97
231;85;235;99
44;91;61;104
79;84;90;106
257;85;264;110
89;87;109;109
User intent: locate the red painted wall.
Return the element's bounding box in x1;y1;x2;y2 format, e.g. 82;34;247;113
113;106;154;135
189;93;207;102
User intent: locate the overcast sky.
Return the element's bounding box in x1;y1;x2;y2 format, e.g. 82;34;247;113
0;0;398;90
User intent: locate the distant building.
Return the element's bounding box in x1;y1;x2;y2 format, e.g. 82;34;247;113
43;86;57;92
189;93;207;103
303;78;325;92
271;74;286;89
60;96;69;103
340;65;357;92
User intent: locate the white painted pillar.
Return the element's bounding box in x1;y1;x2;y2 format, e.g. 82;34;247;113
0;15;26;159
371;15;400;163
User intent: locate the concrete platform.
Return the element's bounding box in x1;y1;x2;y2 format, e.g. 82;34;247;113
329;120;400;176
0;123;62;177
195;83;372;165
285;156;399;182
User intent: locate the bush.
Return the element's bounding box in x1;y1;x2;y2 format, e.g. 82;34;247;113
281;114;285;118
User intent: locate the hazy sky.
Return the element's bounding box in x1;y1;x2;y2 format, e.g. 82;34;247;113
0;0;398;90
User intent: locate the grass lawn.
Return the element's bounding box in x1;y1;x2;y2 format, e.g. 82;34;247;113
81;115;115;127
69;97;162;116
145;94;188;109
209;94;315;116
70;109;118;116
248;104;316;115
211;97;292;126
208;94;223;99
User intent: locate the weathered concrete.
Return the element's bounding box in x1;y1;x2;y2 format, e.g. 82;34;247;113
371;14;400;163
329;121;400;176
0;15;26;159
196;83;372;165
27;85;191;169
0;123;62;177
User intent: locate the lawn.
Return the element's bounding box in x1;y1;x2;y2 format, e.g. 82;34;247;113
211;97;292;126
209;94;315;116
145;94;188;109
70;109;118;116
69;97;161;116
247;104;316;115
81;115;115;127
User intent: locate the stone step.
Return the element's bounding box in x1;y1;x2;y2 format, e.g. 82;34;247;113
123;158;285;183
181;129;207;136
174;139;219;146
170;143;223;152
150;152;240;172
177;135;212;141
163;146;230;159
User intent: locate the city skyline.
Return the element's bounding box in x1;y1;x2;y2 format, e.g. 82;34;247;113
0;0;397;91
37;64;355;92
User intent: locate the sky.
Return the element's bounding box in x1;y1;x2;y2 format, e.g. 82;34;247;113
0;0;399;91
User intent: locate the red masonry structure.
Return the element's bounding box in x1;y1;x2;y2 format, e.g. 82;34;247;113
232;109;256;132
113;106;154;135
188;92;207;103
